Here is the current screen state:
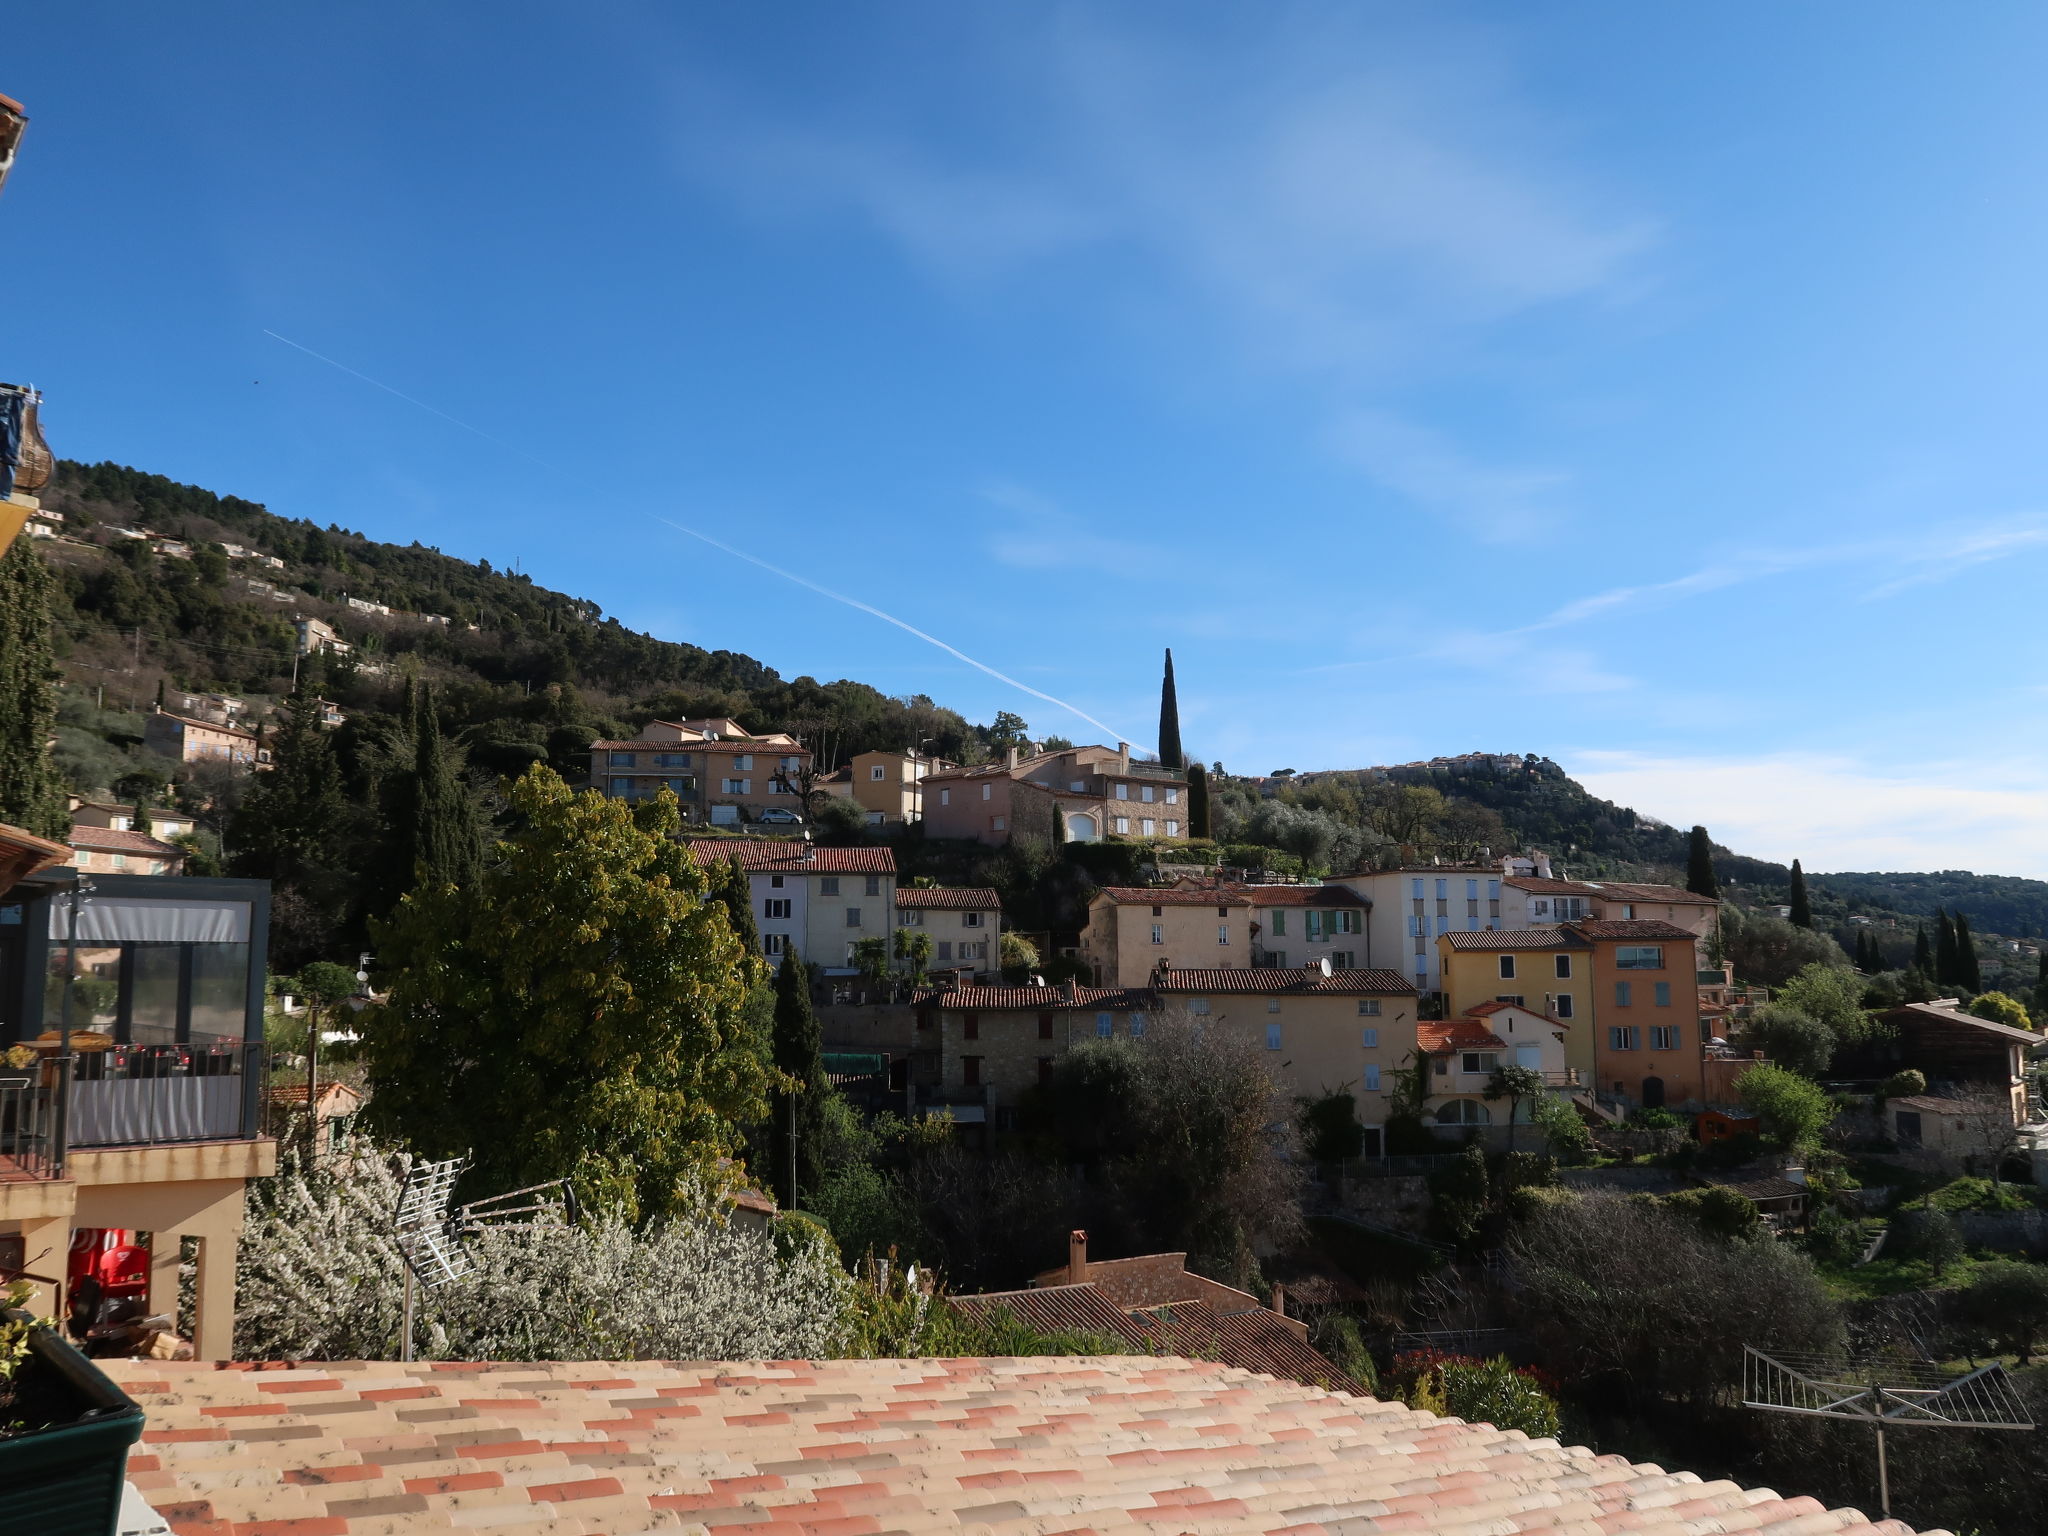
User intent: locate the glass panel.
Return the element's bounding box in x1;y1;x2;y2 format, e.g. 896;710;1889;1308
188;943;250;1042
130;944;183;1045
45;943;121;1032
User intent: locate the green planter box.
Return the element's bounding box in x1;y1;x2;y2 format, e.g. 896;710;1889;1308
0;1312;146;1536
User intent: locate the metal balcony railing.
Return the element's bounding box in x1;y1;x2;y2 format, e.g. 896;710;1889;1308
0;1039;264;1176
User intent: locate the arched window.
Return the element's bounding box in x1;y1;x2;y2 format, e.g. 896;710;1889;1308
1435;1099;1490;1126
1066;814;1097;842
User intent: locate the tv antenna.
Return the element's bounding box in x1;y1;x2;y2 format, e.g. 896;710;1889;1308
1742;1346;2034;1519
391;1155;580;1361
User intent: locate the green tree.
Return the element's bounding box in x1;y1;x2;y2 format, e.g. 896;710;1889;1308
709;858;760;955
1936;908;1960;987
1959;1261;2048;1364
1954;909;1982;991
1777;961;1876;1046
1157;647;1183;770
405;683;486;891
851;935;890;983
1787;858;1813;929
1685;825;1719;899
1735;1062;1835;1150
1484;1063;1548;1152
1428;1141;1491;1246
985;711;1029;753
894;926;935;983
1967;991;2032;1031
769;947;830;1208
1913;923;1934;974
0;538;68;838
1299;1091;1366;1163
1186;762;1212;839
997;929;1037;974
1745;1002;1835;1078
360;768;773;1222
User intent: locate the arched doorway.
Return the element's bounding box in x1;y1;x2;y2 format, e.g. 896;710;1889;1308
1434;1099;1490;1127
1065;814;1096;842
1641;1075;1665;1110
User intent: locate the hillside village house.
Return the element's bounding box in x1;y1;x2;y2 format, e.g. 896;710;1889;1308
1242;885;1369;968
592;718;811;827
1419;1003;1574;1134
293;616;351;656
67;825;186;877
1315;866;1507;998
919;963;1415;1145
70;796;198;841
920;743;1187;846
1837;1000;2039;1160
1079;887;1252;987
843;748;957;826
687;841;895;966
894;885;1001;977
1501;874;1719;942
1440;918;1708;1111
143;706;267;769
0;869;277;1358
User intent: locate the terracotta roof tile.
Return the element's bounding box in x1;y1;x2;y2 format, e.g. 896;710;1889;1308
1566;919;1699;941
687;841;896;874
931;984;1157;1011
1097;886;1251;907
1155;966;1414;995
1440;927;1586;951
67;825;183;857
1466;1000;1571;1029
1507;876;1716;905
1234;886;1368;908
1419;1019;1511;1052
895;886;1002;911
104;1356;1933;1536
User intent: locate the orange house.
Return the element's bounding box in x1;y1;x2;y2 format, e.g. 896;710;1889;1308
1577;919;1705;1111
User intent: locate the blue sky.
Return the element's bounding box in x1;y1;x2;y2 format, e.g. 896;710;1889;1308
12;3;2048;875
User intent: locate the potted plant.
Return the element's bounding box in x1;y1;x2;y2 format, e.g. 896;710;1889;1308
0;1282;146;1536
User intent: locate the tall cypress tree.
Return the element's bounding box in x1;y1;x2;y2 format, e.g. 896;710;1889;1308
1186;762;1212;839
1934;909;1958;987
1954;910;1981;991
1787;859;1813;929
1685;825;1719;899
710;857;760;954
0;538;69;839
409;684;485;890
1913;923;1933;975
768;948;828;1208
231;672;346;886
1157;648;1184;771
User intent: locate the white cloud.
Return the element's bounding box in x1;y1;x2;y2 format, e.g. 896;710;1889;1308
1570;750;2048;879
1328;410;1568;540
974;479;1181;574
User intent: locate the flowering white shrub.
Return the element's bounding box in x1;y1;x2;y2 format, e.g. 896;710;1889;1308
237;1135;850;1362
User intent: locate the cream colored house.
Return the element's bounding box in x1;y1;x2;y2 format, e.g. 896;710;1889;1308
688;841;896;968
847;750;957;826
894;886;1001;976
1078;887;1252;987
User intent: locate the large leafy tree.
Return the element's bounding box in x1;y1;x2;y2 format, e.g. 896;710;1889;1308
0;538;68;838
360;767;773;1222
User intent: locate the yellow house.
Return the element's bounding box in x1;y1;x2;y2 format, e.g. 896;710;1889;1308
1079;887;1253;987
846;749;957;826
1439;928;1593;1079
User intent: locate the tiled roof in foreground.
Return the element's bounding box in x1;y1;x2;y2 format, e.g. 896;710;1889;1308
104;1355;1932;1536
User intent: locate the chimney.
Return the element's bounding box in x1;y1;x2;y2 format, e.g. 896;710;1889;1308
1270;1283;1287;1318
1067;1229;1088;1285
1006;746;1020;770
1117;741;1131;776
1534;852;1553;879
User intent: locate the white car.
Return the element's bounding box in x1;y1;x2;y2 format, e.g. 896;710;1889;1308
754;808;805;825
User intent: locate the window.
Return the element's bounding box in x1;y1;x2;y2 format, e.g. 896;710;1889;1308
1620;903;1635;919
1038;1013;1055;1040
1615;981;1632;1006
990;816;1005;832
1114;817;1129;834
1462;1052;1498;1073
1650;1025;1681;1050
1466;879;1478;899
1266;1023;1283;1051
1361;1026;1380;1048
937;941;953;962
870;765;886;781
1554;955;1572;979
981;783;992;801
1217;924;1230;946
1141;819;1155;836
962;1056;982;1087
1411;878;1424;899
608;751;636;766
1331;951;1355;968
1435;879;1447;900
1165;820;1180;836
732;754;752;770
763;933;787;956
960;911;984;929
898;908;922;926
1555;994;1575;1019
1496;994;1525;1007
608;778;630;795
721;778;749;795
1433;1056;1449;1076
655;753;692;768
1141;785;1155;803
1096;1012;1113;1038
1166;788;1179;804
1436;1100;1490;1125
1129;1013;1147;1037
1271;911;1287;937
1358;999;1381;1017
1608;1025;1640;1051
962;1014;979;1040
860;874;879;897
1151;924;1164;945
1498;955;1517;980
770;874;785;889
1188;998;1211;1015
665;778;689;794
1115;783;1129;800
764;899;791;920
845;907;862;927
1364;1064;1381;1091
819;877;840;896
1615;945;1665;970
1651;981;1673;1008
1488;879;1500;901
940;788;951;806
1070;780;1085;792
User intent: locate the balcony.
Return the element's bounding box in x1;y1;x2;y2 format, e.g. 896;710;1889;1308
0;1040;265;1179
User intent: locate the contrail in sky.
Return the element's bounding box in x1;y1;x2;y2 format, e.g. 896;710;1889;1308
262;329;555;469
655;518;1130;742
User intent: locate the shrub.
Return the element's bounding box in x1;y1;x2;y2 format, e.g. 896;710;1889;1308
1309;1312;1378;1394
1806;1205;1870;1265
1663;1185;1763;1242
1737;1063;1836;1150
1888;1209;1965;1272
1745;1002;1835;1077
1434;1356;1562;1439
1300;1091;1367;1163
1879;1069;1927;1100
1428;1142;1490;1246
